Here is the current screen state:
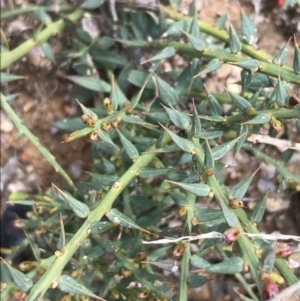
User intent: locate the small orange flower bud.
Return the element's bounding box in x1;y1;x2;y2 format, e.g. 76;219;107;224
172;242;186;260
18;261;39;272
89;130;98;142
246;106;255;115
192;216;200;225
81;114;90;124
261;273;279;301
110;287;120;299
112;116;122;129
205;168;214;176
121;267;131;278
269;272;285;284
137;288;150;299
104;97;113;114
223;227;240;243
275;243;292;258
135;252;147;262
178;205;188;217
123;102;133;114
229;198;244;209
101;119;111;131
270;115;283;132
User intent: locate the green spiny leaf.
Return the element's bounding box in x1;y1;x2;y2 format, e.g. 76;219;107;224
89;221;116;234
234;125;248;157
194;209;225;224
167;181;210;197
230;59;259;71
212;135;245;160
117;129;139;160
208;93;222;116
190;10;199;37
293;36;300;74
190;255;211;269
269;77;289;107
242;113;270;125
58;275;105;300
110;76;129;110
64;127;94;142
208;257;244;274
0;72;25;84
98;130;118;148
229;23;242;54
191;102;202;138
272;38;290;66
138;168;172;178
57;213;66;251
66;76;111;92
1;258;33;292
41;42;56;64
241;69;252;93
142;46;176;63
77;100;98;120
204;138;214;169
160;124;195;153
162;19;191;37
227;91;252;113
54;184;90;218
106;208;150;233
163;105;191;130
260;245;275;274
228;168;259;199
0;262;12;283
195;58;222;77
241;12;257;45
250;192;268;223
182;30;206;51
156;75;179;105
188;275;210;288
128;70;155;89
86;172;119;186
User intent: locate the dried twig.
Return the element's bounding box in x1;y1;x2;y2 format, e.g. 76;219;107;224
247;134;300;152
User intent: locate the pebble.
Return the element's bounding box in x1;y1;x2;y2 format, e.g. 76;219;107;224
0;112;14;133
70;163;82;180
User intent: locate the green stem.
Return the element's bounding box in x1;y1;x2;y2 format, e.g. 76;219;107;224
192;137;262;293
141;40;300;85
184;193;196;235
160;6;285;64
0;5;72;19
0;93;75;187
235;273;259;301
275;258;299;286
179;242;190;301
242;143;300;184
0;9;84;70
26;133;171;301
204;107;300;128
188;90;233;104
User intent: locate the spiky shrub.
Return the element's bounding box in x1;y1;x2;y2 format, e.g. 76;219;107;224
1;2;300;301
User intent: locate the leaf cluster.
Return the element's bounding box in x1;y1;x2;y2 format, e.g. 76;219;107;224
1;1;300;301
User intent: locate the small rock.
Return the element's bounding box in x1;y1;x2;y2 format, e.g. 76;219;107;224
0;112;14;133
257;178;276;193
70;163;82;180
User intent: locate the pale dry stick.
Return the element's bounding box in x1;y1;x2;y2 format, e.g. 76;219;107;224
142;232;300;244
244;233;300;242
247;134;300;152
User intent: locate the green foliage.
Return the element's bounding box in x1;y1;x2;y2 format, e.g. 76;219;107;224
1;2;300;301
